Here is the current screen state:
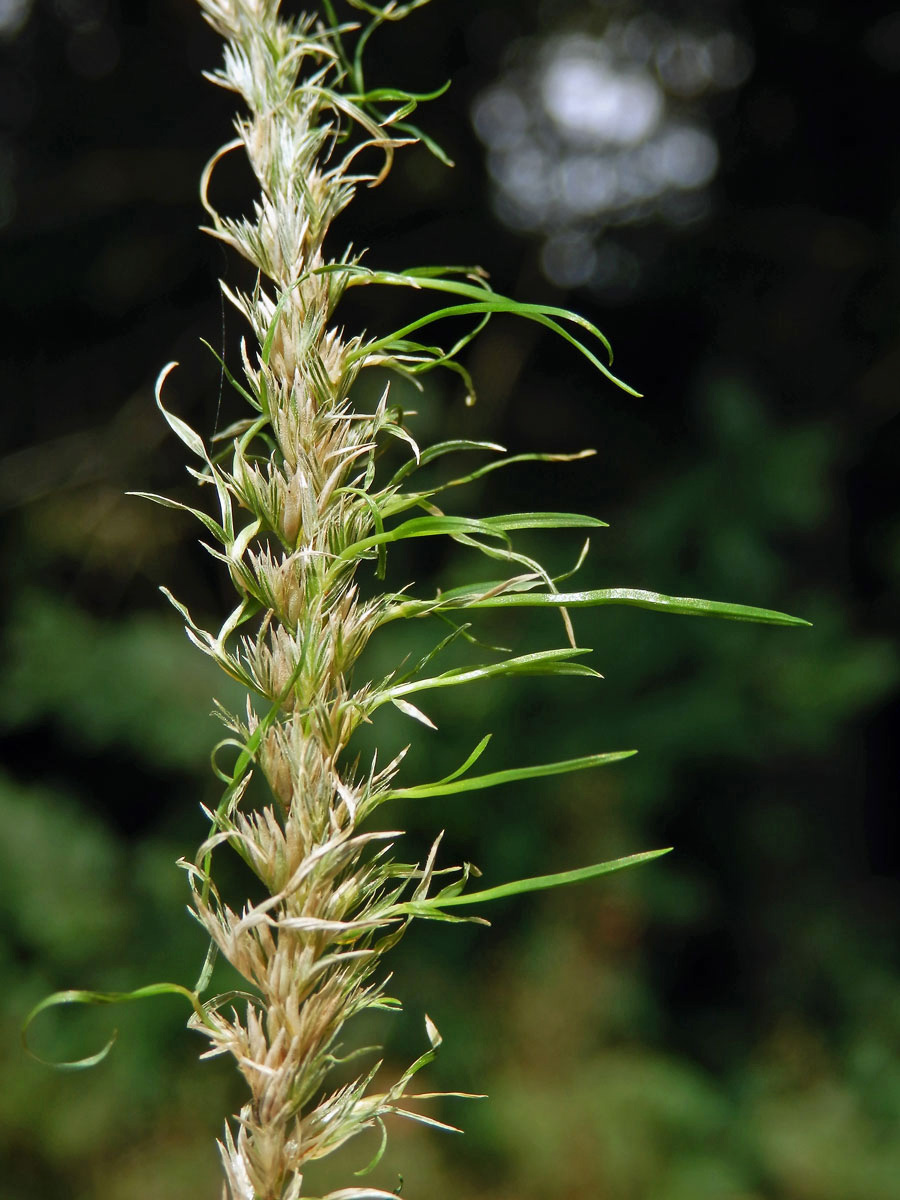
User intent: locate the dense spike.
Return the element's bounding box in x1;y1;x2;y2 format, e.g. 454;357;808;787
41;3;807;1197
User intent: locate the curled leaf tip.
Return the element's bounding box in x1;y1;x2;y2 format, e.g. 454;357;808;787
24;981;204;1070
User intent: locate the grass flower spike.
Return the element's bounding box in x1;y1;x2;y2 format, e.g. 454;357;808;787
27;3;809;1198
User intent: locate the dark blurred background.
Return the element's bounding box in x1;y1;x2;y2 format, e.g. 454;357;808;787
2;1;899;1197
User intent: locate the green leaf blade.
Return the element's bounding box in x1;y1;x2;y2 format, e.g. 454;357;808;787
393;585;811;628
480;512;608;531
382;647;601;705
388;749;637;800
399;848;672;916
23;982;204;1071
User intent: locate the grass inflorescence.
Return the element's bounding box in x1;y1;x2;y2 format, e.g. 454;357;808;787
26;3;808;1198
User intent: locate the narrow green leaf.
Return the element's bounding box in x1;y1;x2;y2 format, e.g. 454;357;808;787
155;363;209;461
23;982;206;1070
199;338;260;409
194;939;219;995
434;612;512;654
437;734;493;784
343;268;641;394
380;320;487;401
383;647;601;704
335;515;508;563
386;583;811;628
389;624;473;688
351;300;635;392
449;587;812;627
337;511;605;567
388;439;505;487
430;449;597;498
347;0;430;20
421;577;541;604
402;848;671;913
348;268;614;355
394;119;454;165
347;81;451;104
388;749;637;800
128;491;226;543
400;265;491;282
479;512;607;531
354;1117;389;1177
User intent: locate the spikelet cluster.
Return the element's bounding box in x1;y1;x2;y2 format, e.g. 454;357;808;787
162;3;455;1197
